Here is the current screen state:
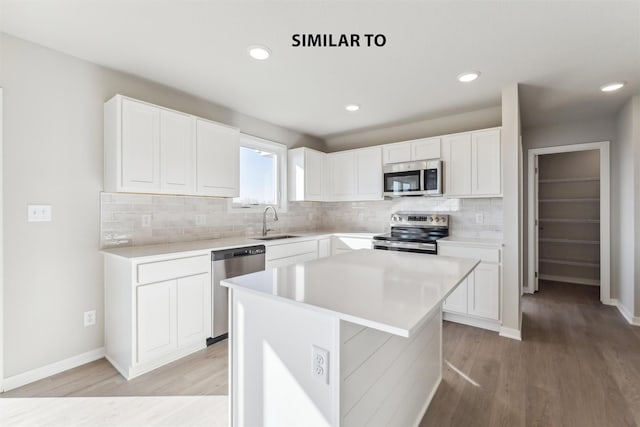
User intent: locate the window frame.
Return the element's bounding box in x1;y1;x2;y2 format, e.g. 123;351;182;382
229;133;288;213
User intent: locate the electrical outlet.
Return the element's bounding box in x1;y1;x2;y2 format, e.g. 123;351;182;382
141;215;151;228
27;205;52;222
475;213;484;224
84;310;96;327
195;214;206;226
312;345;329;384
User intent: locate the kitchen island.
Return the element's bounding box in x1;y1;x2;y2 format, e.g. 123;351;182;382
222;249;479;427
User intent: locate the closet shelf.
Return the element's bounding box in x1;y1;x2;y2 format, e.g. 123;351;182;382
539;258;600;268
538;177;600;183
539;238;600;245
539;198;599;203
538;218;600;224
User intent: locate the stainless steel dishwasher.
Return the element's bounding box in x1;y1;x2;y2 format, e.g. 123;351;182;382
209;245;266;344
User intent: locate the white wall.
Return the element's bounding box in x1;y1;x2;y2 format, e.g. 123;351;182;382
613;95;640;317
0;34;324;378
500;84;522;338
323;106;501;152
521;116;616;294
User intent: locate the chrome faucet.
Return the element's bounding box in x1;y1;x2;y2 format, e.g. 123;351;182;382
262;206;279;236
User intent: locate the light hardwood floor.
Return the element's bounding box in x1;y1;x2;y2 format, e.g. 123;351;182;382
3;281;640;427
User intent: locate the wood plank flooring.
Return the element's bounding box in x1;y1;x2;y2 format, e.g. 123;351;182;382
3;280;640;427
420;281;640;427
2;340;228;397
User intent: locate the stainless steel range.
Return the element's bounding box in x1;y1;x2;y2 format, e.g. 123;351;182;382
373;212;449;254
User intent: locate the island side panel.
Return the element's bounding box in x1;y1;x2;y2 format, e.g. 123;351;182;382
340;309;442;427
230;289;341;427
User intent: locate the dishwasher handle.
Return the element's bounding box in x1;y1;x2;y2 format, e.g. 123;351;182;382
211;245;266;261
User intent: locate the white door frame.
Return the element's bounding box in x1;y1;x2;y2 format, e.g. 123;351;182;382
0;88;4;391
526;141;612;305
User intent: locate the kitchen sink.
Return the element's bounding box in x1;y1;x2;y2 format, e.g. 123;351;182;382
253;235;300;241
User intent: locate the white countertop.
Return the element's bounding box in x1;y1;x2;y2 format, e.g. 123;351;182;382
221;249;479;337
101;231;379;259
437;236;503;247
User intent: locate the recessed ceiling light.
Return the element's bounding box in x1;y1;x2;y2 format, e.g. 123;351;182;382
248;45;271;60
600;82;625;92
345;104;360;112
457;71;480;83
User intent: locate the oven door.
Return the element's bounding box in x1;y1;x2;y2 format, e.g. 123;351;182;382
383;170;422;196
373;240;437;254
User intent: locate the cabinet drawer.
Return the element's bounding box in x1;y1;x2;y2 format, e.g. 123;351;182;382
266;240;318;261
266;251;318;269
438;245;500;263
137;255;210;285
332;236;372;253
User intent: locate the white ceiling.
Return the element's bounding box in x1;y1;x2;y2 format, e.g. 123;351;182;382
1;0;639;139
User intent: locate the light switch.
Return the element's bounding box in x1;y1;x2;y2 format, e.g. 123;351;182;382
27;205;52;222
475;213;484;224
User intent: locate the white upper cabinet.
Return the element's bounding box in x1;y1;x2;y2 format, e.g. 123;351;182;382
471;129;502;196
327;151;356;201
120;98;161;191
382;137;441;164
442;133;472;196
160;110;195;194
382;142;411;164
355;146;383;200
195;118;239;197
288;147;326;201
105;95;239;198
442;128;501;197
325;146;382;201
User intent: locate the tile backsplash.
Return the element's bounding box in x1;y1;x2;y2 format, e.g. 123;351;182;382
101;193;503;248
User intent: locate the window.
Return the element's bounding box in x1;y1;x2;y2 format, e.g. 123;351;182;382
232;134;287;211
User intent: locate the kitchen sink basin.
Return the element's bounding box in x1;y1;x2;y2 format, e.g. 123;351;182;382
253;235;300;241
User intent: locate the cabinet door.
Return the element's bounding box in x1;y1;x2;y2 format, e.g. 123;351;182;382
318;238;331;258
121;99;160;191
137;280;177;364
305;149;325;201
196;119;239;197
177;273;211;346
161;110;195;194
382;143;411;164
442;133;472;196
468;263;500;320
355;147;382;200
443;277;468;314
411;138;441;161
327;151;356;200
472;129;502;195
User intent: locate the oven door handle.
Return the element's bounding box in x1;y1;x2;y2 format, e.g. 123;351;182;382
373;241;436;251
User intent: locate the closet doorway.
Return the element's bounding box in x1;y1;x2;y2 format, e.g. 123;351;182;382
527;141;611;304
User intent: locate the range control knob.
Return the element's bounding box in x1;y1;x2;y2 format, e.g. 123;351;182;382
428;216;434;222
435;217;440;222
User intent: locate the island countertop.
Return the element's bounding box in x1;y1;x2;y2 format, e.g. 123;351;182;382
222;249;479;337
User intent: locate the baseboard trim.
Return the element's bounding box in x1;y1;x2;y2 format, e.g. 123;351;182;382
443;312;500;332
616;302;640;326
2;347;105;392
539;274;599;287
499;326;522;341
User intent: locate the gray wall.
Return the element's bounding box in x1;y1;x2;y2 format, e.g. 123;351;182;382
0;34;324;378
613;95;640;317
323;106;501;152
521;116;617;296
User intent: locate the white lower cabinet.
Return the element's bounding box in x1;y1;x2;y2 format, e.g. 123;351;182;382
265;240;318;269
439;241;501;331
331;236;372;255
105;253;211;380
318;237;331;258
137;280;178;364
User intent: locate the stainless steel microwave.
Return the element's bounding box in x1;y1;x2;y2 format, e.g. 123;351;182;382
383;160;442;197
